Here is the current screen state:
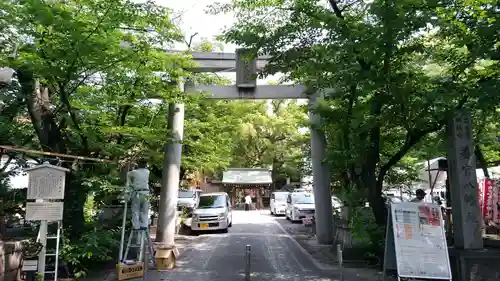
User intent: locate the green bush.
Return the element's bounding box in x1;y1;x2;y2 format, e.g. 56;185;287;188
339;186;385;265
350;206;385;265
61;225;121;278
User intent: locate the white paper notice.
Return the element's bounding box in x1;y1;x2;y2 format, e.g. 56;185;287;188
390;202;452;279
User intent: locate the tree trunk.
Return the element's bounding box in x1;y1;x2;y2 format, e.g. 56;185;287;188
0;199;5;239
475;145;490;178
365;94;385;225
18;69;87;240
62;170;87;239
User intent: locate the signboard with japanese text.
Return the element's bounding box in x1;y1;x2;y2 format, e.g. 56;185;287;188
385;202;452;280
25;163;69;200
25;202;64;221
222;168;272;184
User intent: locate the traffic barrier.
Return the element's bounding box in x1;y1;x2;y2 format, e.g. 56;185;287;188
244;245;251;281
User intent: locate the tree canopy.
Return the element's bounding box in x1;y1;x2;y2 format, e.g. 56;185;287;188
230;99;309;185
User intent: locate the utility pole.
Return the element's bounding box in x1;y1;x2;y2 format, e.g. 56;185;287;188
156;83;185;246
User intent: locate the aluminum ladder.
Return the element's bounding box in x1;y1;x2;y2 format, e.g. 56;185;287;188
37;220;63;281
122;228;155;266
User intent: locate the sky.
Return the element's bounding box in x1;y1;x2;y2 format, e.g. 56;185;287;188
162;0;236;52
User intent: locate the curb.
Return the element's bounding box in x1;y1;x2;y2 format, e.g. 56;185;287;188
273;218;338;271
274;219;383;280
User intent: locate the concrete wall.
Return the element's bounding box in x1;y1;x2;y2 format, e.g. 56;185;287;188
0;241;23;281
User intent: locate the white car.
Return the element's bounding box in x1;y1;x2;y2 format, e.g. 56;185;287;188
191;192;233;233
285;192;315;222
177;189;202;227
270;191;289;216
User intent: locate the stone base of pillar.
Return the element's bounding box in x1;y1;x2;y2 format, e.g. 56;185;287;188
448;247;500;281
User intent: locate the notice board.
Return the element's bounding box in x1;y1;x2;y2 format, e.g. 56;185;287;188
384;202;452;280
26;201;64;221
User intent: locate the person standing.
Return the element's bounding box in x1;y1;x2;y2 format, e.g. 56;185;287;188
411;189;426;203
126;158;151;230
244;193;252;211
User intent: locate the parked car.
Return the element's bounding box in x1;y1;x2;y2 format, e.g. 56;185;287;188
178;189;202;209
177;189;202;224
285;192;315;222
270;191;289;216
191;192;233;233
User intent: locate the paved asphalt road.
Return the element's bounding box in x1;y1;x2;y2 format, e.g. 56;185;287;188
143;210;358;281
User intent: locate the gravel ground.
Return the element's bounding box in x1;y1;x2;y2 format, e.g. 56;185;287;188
79;234;196;281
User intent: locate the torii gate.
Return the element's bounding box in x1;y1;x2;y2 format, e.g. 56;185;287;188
156;49;334;248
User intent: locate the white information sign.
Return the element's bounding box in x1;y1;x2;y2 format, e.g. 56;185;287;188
390;202;452;280
22;260;38;271
25;164;68;200
25;202;64;221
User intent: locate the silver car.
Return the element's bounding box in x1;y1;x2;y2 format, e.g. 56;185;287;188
191;192;233;233
286;192;315;222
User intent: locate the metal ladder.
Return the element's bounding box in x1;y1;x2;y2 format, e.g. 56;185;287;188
37;220;63;281
122;228;155;266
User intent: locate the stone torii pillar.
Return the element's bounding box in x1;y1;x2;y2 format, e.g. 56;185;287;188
308;91;334;244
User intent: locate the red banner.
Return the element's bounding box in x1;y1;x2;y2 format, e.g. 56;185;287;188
479;179;500;223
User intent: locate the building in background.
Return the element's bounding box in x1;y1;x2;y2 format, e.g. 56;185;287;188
221;168;273;209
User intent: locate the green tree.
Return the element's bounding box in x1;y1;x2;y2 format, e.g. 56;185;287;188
0;1;189;274
230;100;308;185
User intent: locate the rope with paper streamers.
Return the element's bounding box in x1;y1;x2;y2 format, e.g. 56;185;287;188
0;145;114;163
0;145;146;166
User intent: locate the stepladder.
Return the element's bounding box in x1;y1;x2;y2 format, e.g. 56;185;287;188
122;228;155;266
37;220;68;281
117;200;155;273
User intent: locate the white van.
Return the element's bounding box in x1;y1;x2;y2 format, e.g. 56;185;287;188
191;192;233;233
270;191;289;216
285;192;315;222
177;189;202;212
